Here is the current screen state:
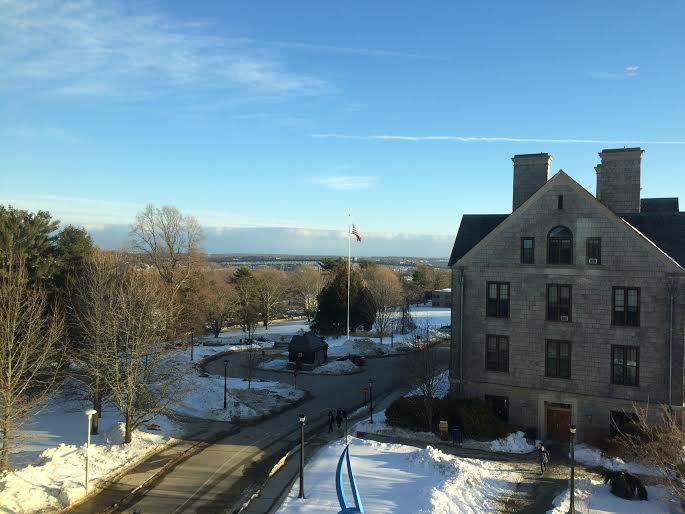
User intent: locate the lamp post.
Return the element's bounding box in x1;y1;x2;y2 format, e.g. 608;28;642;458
298;414;306;499
568;424;577;514
368;379;374;424
390;320;395;348
84;408;97;493
223;359;228;410
190;328;194;361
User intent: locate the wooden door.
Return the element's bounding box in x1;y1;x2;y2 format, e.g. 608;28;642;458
546;404;571;441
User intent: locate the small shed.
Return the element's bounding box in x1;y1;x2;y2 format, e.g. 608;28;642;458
288;332;328;370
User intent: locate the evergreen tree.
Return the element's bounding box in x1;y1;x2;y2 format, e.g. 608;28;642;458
314;260;375;334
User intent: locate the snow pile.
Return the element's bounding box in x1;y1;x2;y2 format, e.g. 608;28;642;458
547;475;677;514
258;358;288;371
278;437;522;513
174;375;304;421
0;417;177;513
314;360;360;374
574;444;659;476
354;410;440;443
489;431;535;454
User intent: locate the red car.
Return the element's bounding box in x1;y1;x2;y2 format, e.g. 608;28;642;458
335;354;366;366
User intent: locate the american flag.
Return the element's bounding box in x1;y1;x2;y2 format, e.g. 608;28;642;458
351;224;362;242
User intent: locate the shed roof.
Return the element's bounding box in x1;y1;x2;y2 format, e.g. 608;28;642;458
289;332;328;352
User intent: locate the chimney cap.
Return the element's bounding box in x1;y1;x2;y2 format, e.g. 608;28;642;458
512;152;553;162
598;147;644;159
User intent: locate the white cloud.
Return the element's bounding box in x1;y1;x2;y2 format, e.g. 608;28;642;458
312;134;685;145
308;175;378;191
0;1;326;99
589;65;640;80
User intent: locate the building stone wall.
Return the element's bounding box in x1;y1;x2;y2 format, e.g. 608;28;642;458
512;153;552;211
595;148;643;214
451;177;685;442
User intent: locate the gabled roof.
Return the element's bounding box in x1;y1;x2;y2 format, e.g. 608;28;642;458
448;214;508;266
448;172;685;269
289;332;328;352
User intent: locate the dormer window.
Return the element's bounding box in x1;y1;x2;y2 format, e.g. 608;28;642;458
548;226;573;264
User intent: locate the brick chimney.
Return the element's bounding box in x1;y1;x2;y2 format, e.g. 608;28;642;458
512;153;552;211
595;147;643;213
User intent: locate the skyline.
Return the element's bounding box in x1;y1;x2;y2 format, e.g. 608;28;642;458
2;1;684;257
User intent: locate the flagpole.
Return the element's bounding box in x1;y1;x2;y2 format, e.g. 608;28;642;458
347;214;351;340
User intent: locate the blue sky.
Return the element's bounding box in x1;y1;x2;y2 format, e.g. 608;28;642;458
2;1;684;257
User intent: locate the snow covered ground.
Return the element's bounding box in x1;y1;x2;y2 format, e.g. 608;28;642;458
173;374;304;421
0;397;178;513
326;306;451;358
547;476;678;514
277;437;523;513
257;358;361;375
573;444;661;476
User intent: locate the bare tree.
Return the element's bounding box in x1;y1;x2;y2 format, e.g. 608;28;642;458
130;205;204;296
245;339;259;390
253;267;287;330
233;267;260;340
68;250;121;435
290;267;325;323
363;267;404;342
103;268;179;443
0;259;62;471
198;269;237;338
613;404;685;503
411;344;444;433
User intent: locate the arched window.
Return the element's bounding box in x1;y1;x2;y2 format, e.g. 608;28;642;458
548;226;573;264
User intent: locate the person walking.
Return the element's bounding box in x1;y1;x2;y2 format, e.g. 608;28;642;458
538;444;551;475
335;409;343;430
327;410;335;433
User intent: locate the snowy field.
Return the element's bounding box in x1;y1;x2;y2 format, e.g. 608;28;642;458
257;358;361;375
277;437;522;513
573;444;661;476
548;476;678;514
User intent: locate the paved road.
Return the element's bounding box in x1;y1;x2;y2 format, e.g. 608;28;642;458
116;346;449;513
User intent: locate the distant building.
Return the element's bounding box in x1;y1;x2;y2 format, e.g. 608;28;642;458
432;288;452;307
449;148;685;443
288;332;328;370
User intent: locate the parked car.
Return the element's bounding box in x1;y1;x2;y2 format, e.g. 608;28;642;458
335;354;366;366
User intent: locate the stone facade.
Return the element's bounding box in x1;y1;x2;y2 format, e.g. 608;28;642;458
595;148;642;214
450;170;685;443
432;288;452;307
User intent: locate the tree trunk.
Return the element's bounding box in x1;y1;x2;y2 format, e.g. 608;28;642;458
0;413;10;472
92;390;101;435
124;412;133;444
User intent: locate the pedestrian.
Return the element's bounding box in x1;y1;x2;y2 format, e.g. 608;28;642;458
538;444;550;475
327;410;335;433
336;409;343;429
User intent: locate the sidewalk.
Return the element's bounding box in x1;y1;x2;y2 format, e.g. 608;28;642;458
63;419;235;514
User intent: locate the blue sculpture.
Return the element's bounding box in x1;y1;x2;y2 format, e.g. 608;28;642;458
335;445;365;513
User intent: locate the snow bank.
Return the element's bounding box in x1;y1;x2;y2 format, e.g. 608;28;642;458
0;416;177;513
489;431;535;454
278;437;522;514
314;360;360;374
354;410;440;443
574;444;660;476
174;375;304;421
547;475;677;514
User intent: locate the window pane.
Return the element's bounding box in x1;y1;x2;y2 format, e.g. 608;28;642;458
614;289;625;309
488;284;498;299
560;239;572;263
523;239;533;249
627;289;638;307
548;240;560;263
500;284;509;299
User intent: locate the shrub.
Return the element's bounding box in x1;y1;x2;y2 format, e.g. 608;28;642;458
385;396;508;438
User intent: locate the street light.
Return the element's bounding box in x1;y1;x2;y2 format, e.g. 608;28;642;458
298;414;306;499
223;359;228;410
190;328;194;361
368;379;374;424
84;408;97;493
390;320;395;348
568;424;577;514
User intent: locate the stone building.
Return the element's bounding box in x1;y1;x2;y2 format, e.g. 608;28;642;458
448;148;685;443
432;288;452;307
